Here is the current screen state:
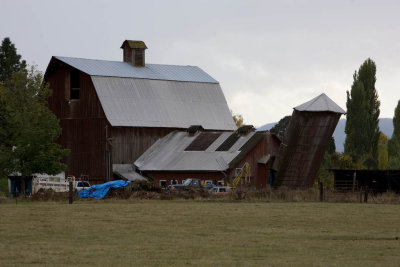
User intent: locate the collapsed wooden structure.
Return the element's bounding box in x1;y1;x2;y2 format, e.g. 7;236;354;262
274;94;345;188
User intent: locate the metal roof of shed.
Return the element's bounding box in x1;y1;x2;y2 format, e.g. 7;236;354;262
54;56;218;83
134;130;266;171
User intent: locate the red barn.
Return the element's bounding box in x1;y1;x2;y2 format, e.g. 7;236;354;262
44;40;236;184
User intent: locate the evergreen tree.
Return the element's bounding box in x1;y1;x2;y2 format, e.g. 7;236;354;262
0;68;69;187
270;115;291;139
344;58;380;167
327;136;336;154
0;37;26;82
387;100;400;169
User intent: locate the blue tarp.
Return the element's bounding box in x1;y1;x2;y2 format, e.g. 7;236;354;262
78;180;131;200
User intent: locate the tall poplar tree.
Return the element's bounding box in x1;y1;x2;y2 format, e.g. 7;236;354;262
344;58;380;167
387;100;400;169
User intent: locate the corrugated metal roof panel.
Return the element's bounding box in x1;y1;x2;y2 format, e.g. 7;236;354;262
112;164;147;181
91;76;236;130
134;130;259;171
294;93;345;114
229;132;256;152
54;56;218;83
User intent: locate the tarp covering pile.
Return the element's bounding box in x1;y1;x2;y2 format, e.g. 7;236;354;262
78;180;131;200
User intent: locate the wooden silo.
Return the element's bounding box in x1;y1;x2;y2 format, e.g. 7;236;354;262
274;93;345;188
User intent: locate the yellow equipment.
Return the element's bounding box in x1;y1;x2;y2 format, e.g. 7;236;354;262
231;162;250;188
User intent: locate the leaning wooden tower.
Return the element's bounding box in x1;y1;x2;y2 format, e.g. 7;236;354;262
274;93;345;188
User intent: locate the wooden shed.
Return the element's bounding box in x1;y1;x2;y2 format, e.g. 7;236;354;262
44;40;236;184
134;126;281;188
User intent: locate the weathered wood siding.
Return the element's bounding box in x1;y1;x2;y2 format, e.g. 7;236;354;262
47;67;107;183
110;127;176;164
275;110;341;188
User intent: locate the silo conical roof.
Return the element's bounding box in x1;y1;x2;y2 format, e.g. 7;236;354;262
294;93;345;114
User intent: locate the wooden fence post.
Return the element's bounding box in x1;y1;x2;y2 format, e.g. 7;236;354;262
69;181;73;204
364;186;368;203
319;181;324;202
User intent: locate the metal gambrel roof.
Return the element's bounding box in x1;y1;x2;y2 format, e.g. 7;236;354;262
54;56;218;83
134;130;266;172
294;93;346;114
91;76;237;130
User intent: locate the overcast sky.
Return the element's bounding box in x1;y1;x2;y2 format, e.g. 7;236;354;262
1;0;400;127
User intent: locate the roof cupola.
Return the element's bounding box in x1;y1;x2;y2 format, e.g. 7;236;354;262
121;40;147;67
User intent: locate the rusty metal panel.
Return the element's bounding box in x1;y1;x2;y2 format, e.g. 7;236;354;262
274;110;341;188
184;132;222;151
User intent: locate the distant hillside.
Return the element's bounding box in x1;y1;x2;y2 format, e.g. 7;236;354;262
257;118;393;153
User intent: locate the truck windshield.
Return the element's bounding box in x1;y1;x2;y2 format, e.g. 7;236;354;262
183;179;192;186
78;182;90;187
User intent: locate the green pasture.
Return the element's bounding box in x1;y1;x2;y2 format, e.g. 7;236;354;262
0;200;399;266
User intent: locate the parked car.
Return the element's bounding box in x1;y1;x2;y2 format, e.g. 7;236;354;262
168;179;214;191
209;186;232;195
75;181;91;192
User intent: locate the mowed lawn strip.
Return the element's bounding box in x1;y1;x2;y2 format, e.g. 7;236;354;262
0;201;399;266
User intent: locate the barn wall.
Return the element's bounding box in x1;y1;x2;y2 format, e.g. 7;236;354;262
226;134;281;188
47;68;107;184
110;127;177;164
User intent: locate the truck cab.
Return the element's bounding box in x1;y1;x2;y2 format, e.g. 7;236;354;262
75;181;91;192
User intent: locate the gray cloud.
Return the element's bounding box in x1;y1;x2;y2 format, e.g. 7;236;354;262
1;0;400;126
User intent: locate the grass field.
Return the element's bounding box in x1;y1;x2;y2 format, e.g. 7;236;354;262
0;200;400;266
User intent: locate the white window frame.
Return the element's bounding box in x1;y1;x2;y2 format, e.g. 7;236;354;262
159;180;167;187
235;168;242;176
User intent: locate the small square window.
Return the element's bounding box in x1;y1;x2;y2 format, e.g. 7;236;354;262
159;180;167;188
70;69;80;100
235;168;242;176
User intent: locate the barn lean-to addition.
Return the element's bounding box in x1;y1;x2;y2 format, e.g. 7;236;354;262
44;40;236;184
134;126;281;188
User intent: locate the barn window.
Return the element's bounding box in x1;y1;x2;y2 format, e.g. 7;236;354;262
159;180;167;188
235;168;242;176
70;69;80;100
